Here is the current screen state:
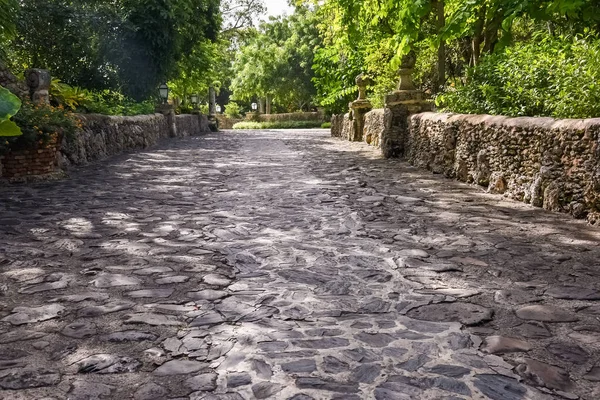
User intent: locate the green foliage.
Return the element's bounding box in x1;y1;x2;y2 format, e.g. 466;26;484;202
10;0;221;101
50;79;93;111
232;121;325;129
321;122;332;128
48;79;155;116
438;34;600;118
224;102;241;118
231;6;321;111
0;0;17;43
0;86;22;137
3;101;79;153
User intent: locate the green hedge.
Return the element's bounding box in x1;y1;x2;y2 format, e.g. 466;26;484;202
438;34;600;119
232;121;325;130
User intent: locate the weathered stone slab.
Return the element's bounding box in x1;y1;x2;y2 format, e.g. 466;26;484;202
481;336;532;354
154;360;207;376
516;358;573;391
0;368;60;390
2;304;65;325
91;274;141;288
545;286;600;300
516;305;577;322
406;302;493;326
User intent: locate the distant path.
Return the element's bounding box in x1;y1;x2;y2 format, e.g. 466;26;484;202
0;129;598;400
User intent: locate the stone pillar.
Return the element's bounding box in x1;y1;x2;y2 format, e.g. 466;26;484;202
155;104;177;137
382;52;432;158
208;85;218;131
348;74;372;142
26;69;51;105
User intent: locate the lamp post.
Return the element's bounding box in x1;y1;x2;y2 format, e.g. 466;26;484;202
216;105;222;114
156;83;176;137
158;83;169;104
190;93;198;109
251;102;258;112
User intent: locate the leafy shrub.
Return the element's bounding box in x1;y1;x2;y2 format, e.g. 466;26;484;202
0;86;22;137
83;90;154;116
198;104;209;115
321;122;332;128
438;34;600;119
3;100;80;152
232;121;325;130
224;102;241;118
50;79;93;110
49;81;155;116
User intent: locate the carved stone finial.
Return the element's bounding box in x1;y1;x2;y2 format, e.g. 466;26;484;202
397;51;417;91
355;74;373;100
26;69;51;105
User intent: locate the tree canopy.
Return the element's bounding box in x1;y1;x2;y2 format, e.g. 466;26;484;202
230;6;321;111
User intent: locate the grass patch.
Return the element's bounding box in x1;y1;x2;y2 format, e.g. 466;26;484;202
232;120;325;130
321;122;332;128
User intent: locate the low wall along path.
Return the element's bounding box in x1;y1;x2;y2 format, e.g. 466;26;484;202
333;110;600;223
0;113;211;179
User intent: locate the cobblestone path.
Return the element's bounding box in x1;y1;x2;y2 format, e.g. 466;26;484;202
1;129;599;400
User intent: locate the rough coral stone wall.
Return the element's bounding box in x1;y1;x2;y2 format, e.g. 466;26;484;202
330;114;345;138
363;109;391;149
409;112;600;223
60;113;210;168
176;114;210;136
216;115;243;129
0;60;27;98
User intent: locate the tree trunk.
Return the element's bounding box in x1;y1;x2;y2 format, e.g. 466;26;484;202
436;0;446;92
471;4;486;66
266;95;272;114
483;12;504;54
208;85;216;115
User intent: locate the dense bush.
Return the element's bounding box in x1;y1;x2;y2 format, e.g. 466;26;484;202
224;102;241;118
2;100;80;153
232;121;324;130
49;81;155;116
438;35;600;119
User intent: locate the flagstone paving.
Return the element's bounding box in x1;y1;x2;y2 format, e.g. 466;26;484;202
0;129;599;400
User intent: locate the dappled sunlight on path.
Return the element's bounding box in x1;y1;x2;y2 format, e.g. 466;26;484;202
0;129;598;399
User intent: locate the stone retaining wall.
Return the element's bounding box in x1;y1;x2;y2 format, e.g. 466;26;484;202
409;113;600;222
330;114;346;139
331;110;600;222
60;113;209;168
363;109;390;148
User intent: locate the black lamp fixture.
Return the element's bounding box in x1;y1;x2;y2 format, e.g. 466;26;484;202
158;83;169;104
216;105;222;114
251;102;258;112
190;93;199;106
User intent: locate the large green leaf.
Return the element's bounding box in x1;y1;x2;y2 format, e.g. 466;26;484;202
0;86;21;122
0;119;22;136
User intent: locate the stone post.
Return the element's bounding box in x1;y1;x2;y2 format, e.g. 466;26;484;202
382;51;432;158
208;85;218;131
155;104;177;137
26;69;51;105
348;74;373;142
259;98;265;114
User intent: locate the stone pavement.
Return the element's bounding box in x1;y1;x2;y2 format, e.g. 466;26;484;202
0;129;599;400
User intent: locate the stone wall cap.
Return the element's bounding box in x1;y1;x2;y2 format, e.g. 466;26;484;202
413;112;600;131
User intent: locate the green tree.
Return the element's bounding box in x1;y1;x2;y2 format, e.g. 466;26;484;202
10;0;221;100
231;6;321;111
